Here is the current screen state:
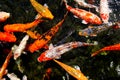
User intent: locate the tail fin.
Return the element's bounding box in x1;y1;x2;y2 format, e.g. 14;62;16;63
91;50;103;57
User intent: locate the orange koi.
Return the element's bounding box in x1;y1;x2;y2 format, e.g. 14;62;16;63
0;11;10;22
100;0;111;24
0;32;16;42
0;51;13;79
54;59;88;80
30;0;54;20
91;43;120;57
4;19;43;33
25;30;41;39
63;0;102;24
28;12;68;53
43;68;52;80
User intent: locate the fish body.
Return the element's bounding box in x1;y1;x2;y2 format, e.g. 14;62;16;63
0;11;10;22
74;0;98;12
12;35;29;60
4;19;43;32
25;30;41;39
30;0;54;20
54;59;88;80
0;32;16;42
38;41;95;62
79;22;114;37
28;12;67;53
63;0;102;24
100;0;111;23
91;43;120;57
7;73;20;80
0;51;12;79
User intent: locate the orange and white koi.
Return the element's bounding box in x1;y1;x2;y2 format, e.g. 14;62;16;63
38;41;95;62
79;22;115;37
28;12;68;53
63;0;102;24
54;59;88;80
0;11;10;22
0;32;16;42
30;0;54;20
0;51;13;79
74;0;99;12
91;43;120;57
12;35;29;60
100;0;111;24
4;19;43;33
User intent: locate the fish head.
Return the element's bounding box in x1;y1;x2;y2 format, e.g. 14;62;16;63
40;7;54;20
37;52;52;62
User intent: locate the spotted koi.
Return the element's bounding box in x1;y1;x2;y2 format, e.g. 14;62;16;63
63;0;102;24
28;12;68;53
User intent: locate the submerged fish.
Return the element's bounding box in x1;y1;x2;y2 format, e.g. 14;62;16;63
38;41;95;62
54;59;88;80
0;51;12;79
25;30;41;39
63;0;102;24
91;43;120;57
30;0;54;20
74;0;99;12
12;35;29;60
79;22;115;37
28;12;68;53
0;11;10;22
4;19;43;32
100;0;111;23
0;32;16;42
7;73;20;80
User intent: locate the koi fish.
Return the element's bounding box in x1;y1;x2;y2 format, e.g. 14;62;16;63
74;0;99;12
12;35;29;60
91;43;120;57
4;19;43;33
25;30;41;39
100;0;111;24
28;12;68;53
112;22;120;29
43;68;52;80
7;73;20;80
54;59;88;80
30;0;54;20
0;11;10;22
0;51;13;79
79;22;115;37
38;41;95;62
63;0;102;24
0;32;16;42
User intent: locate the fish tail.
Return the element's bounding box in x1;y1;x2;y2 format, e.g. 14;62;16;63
91;49;103;57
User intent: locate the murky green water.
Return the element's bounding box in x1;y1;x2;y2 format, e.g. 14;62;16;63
0;0;120;80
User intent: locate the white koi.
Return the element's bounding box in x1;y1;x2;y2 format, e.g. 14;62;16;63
100;0;111;23
12;35;29;60
0;11;10;22
74;0;99;12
